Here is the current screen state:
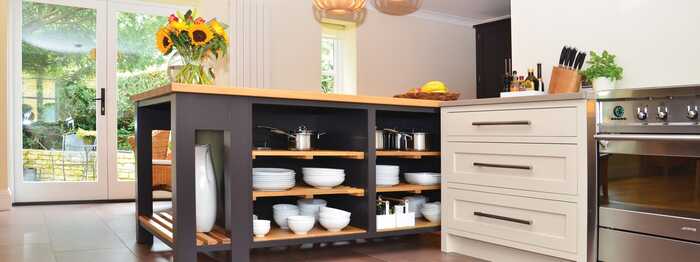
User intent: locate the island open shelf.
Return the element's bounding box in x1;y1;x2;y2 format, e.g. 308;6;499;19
376;150;440;159
254;225;366;242
138;212;232;252
377;218;440;233
252;186;365;200
376;183;440;193
252;150;365;160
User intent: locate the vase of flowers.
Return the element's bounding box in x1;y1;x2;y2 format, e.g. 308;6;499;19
156;10;228;85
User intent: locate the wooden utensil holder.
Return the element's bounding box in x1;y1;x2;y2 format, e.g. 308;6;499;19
548;66;582;94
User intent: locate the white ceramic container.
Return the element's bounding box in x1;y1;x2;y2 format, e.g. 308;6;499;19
195;144;217;232
287;216;315;235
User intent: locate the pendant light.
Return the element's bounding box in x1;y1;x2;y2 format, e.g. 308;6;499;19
313;0;367;23
372;0;423;16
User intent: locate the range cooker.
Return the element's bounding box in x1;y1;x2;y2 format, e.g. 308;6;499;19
596;85;700;261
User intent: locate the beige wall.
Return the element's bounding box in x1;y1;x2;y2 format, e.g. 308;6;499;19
0;0;8;193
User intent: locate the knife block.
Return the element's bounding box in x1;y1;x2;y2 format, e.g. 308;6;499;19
548;66;581;94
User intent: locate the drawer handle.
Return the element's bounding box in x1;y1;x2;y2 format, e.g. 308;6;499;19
474;212;532;225
473;162;532;170
471;121;531;126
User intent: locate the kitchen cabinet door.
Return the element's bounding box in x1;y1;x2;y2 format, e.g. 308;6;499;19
474;19;511;99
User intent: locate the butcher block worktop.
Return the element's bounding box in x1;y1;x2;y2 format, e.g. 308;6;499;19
442;90;594;107
131;83;442;108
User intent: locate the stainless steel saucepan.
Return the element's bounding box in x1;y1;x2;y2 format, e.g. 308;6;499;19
257;125;326;150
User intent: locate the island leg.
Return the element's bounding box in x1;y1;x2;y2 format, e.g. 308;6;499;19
135;105;154;245
172;99;198;262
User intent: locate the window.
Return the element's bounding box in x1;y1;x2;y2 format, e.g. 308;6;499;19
320;22;357;94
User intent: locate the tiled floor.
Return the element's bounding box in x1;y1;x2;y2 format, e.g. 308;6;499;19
0;202;481;262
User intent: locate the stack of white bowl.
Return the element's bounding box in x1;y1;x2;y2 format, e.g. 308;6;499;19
404;172;441;185
298;199;327;220
319;207;352;232
287;215;315;235
253;219;271;237
403;195;427;218
376;165;400;187
253;168;296;191
272;204;300;229
421;202;441;223
302;168;345;189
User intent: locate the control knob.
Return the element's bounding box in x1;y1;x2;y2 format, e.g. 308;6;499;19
636;106;648;120
688;105;699;120
657;106;668;120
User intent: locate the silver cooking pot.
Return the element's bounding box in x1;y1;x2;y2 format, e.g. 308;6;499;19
257;125;326;150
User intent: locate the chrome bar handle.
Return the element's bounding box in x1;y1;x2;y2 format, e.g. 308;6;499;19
473;212;532;225
473;162;532;170
594;134;700;142
471;120;531;126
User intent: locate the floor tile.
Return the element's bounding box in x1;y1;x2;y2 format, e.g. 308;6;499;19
0;206;46;225
0;244;56;262
0;223;51;246
54;248;137;262
48;223;126;252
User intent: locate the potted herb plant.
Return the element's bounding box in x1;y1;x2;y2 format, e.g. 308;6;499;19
581;50;623;90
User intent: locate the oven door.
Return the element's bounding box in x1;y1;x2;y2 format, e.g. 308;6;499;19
596;134;700;243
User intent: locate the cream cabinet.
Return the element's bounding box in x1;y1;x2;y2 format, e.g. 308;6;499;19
441;98;595;262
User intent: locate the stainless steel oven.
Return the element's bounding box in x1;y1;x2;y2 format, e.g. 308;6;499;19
596;86;700;261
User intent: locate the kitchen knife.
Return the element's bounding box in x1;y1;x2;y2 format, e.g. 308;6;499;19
575;52;587;70
568;48;578;68
558;46;567;66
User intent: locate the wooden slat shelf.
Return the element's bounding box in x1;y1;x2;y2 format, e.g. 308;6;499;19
376;183;440;194
377;218;440;233
253;186;365;200
376;151;440;159
254;225;366;242
138;212;232;248
252;150;365;160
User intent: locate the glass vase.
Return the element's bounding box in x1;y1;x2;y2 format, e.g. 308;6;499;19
168;52;216;85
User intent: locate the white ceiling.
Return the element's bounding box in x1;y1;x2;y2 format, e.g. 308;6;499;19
421;0;510;20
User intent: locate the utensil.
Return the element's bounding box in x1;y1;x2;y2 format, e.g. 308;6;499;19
257;125;326;150
574;52;586;71
558;46;567;66
375;128;385;150
385;129;412;150
568;48;578;68
409;132;428;151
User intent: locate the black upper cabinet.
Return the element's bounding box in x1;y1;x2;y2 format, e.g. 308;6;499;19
474;19;511;99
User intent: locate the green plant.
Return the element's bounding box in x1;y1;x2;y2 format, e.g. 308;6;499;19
581;50;623;81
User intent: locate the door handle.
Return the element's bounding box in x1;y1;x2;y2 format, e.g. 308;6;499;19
472;120;531;126
473;212;532;225
473;162;532;170
95;88;105;116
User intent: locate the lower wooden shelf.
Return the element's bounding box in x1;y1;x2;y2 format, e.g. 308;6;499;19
376;150;440;159
252;150;365;160
253;185;365;200
377;218;440;233
254;225;366;242
138;212;231;248
376;183;440;194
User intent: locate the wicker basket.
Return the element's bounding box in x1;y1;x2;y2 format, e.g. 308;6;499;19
394;91;460;101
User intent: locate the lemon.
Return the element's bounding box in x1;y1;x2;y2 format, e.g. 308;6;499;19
420;81;448;93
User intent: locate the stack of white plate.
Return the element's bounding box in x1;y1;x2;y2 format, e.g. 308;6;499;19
253;168;295;191
405;172;441;185
421;202;441;224
376;165;400;187
319;207;351;232
302;168;345;189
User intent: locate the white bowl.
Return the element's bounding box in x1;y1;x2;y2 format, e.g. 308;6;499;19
319;207;351;218
319;217;351;232
403;195;427;218
273;204;298;211
287;216;315;235
405;172;441;185
302;167;345;174
303;175;345;189
422;211;441;223
253;219;271;237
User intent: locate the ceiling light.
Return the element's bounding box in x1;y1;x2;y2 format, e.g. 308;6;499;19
313;0;367;23
372;0;423;16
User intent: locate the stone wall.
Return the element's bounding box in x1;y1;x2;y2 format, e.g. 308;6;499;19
22;149;136;181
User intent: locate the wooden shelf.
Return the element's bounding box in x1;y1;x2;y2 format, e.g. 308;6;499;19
254;225;366;242
138;212;232;248
376;183;440;194
376;151;440;159
253;186;364;200
252;150;365;160
377;218;440;233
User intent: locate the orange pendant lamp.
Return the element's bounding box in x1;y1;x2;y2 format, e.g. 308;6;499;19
313;0;367;22
372;0;423;16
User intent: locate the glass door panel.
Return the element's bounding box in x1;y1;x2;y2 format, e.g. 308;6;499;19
15;0;108;202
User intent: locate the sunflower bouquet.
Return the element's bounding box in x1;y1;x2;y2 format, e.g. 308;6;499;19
156;10;228;85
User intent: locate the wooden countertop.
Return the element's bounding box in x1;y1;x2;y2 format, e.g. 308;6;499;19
131;83;441;108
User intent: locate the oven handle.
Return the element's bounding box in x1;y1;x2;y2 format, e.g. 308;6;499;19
594;134;700;142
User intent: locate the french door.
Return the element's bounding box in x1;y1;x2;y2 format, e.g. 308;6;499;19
12;0;180;202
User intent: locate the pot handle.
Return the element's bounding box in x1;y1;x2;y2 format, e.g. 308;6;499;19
256;125;296;139
316;132;327;139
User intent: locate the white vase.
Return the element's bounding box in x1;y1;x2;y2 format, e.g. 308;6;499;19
592;77;615;90
195;144;217;232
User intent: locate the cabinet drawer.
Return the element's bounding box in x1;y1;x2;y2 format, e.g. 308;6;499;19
445;188;577;254
444;142;578;195
444;106;578;138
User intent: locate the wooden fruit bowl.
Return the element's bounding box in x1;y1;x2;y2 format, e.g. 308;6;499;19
394;91;460;101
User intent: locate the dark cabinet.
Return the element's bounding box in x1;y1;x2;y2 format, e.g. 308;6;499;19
474;19;511;99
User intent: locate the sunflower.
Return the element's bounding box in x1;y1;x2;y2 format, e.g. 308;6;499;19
187;23;213;46
155;28;173;54
167;20;187;32
209;19;225;36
